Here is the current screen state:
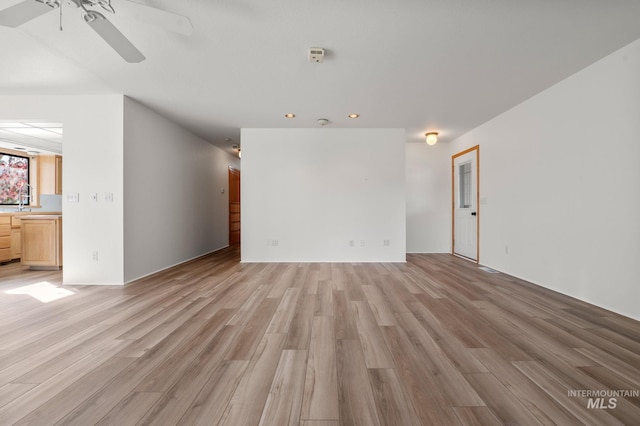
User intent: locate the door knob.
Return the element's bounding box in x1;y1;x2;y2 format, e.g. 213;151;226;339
471;212;477;216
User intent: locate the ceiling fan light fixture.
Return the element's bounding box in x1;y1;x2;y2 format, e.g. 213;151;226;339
97;0;115;14
82;10;102;23
37;0;61;9
425;132;438;145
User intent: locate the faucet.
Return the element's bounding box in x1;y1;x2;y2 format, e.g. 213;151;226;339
18;183;32;212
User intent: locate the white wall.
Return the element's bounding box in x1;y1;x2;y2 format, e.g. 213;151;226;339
405;142;451;253
123;97;240;282
0;94;125;284
451;38;640;320
241;128;406;262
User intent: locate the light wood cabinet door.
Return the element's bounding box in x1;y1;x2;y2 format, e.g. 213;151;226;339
10;230;21;259
21;218;62;268
38;155;63;195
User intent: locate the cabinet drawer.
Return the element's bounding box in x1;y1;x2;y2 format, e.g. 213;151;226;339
0;216;10;225
0;247;11;261
0;235;10;248
0;223;10;237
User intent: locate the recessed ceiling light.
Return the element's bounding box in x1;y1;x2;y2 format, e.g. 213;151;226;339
285;113;296;118
348;114;360;119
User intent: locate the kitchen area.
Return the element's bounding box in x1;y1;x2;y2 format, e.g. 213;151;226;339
0;122;63;271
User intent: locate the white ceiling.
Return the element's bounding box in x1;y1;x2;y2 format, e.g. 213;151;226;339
2;0;640;155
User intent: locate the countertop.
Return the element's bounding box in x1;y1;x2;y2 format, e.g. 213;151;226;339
0;211;61;217
21;214;63;219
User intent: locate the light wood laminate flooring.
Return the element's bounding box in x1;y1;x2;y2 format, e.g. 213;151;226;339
0;248;638;425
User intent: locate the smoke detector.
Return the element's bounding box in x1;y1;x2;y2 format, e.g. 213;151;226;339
317;118;330;126
308;47;325;63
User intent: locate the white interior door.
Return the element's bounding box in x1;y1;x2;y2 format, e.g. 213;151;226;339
453;147;478;261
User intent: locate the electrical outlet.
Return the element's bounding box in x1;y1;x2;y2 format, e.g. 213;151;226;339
104;193;114;203
90;193;98;202
67;192;79;203
383;239;390;247
91;251;99;261
349;240;354;247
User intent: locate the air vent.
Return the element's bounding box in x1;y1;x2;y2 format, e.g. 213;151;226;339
308;47;325;63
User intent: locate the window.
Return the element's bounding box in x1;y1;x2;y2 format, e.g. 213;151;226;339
458;161;472;208
0;152;30;205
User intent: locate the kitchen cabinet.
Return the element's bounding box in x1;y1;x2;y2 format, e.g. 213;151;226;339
39;155;62;195
0;216;10;263
10;215;21;259
21;215;62;269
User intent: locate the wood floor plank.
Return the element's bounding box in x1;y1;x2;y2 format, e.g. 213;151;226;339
452;406;503;426
176;360;248;426
0;382;37;410
361;284;397;326
470;348;580;425
464;372;547;426
368;368;422;426
332;289;358;340
396;311;486;407
219;333;286;426
15;356;135;426
259;349;307;425
283;293;316;350
95;391;162;426
335;339;381;426
0;248;637;425
301;316;338;421
0;339;130;425
136;324;244;426
381;325;461;425
266;287;301;333
350;301;395;368
512;360;626;426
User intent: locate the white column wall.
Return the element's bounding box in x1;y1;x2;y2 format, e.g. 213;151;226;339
241;128;406;262
0;94;125;284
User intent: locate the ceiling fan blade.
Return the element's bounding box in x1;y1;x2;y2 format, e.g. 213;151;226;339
125;1;193;36
85;13;145;63
0;0;56;27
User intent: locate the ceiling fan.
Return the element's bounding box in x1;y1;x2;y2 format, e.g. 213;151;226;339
0;0;192;63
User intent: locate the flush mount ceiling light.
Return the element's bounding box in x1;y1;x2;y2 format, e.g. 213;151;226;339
425;132;439;146
284;113;296;118
347;114;360;119
232;144;241;159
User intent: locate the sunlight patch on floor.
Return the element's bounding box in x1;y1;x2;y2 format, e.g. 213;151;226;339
5;282;74;303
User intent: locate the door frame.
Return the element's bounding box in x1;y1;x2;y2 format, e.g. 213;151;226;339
451;145;480;262
228;166;241;246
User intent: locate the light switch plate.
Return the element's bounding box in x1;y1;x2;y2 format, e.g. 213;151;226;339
67;192;79;202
